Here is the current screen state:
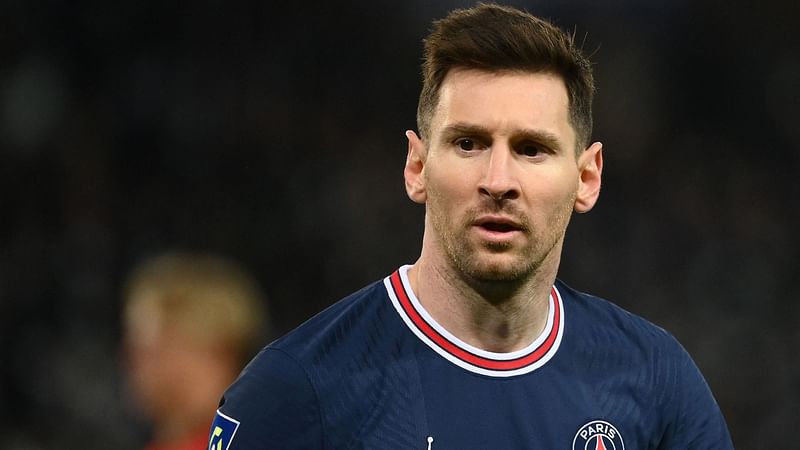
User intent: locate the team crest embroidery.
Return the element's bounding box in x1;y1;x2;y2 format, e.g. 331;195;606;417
572;420;624;450
208;409;240;450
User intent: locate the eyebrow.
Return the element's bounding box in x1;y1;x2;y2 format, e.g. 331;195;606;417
439;121;565;152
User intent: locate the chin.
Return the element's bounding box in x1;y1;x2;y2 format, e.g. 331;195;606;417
459;255;533;283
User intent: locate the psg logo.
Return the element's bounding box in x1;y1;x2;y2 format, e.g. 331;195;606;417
572;420;625;450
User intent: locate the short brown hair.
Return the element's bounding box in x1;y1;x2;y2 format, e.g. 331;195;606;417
417;3;595;149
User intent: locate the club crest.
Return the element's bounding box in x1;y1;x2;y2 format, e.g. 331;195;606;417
572;420;624;450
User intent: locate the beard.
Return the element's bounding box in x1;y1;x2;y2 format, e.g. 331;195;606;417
426;191;576;284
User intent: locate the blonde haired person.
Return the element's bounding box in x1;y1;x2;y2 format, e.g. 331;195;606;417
122;252;267;450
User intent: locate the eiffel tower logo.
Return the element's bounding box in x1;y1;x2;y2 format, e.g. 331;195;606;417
572;420;624;450
590;434;610;450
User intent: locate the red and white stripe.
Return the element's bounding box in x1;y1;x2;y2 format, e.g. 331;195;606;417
384;265;564;377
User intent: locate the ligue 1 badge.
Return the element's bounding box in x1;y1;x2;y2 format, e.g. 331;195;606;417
572;420;625;450
208;409;240;450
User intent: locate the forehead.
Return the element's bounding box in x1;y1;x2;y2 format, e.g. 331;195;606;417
433;69;574;146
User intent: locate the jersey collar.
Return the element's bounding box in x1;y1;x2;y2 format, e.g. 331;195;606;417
384;265;564;378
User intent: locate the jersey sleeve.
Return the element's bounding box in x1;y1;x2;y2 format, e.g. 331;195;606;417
657;345;734;450
207;347;323;450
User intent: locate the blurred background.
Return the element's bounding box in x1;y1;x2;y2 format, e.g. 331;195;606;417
1;0;797;448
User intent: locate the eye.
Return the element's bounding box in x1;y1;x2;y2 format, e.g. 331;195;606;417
456;138;476;151
518;142;545;157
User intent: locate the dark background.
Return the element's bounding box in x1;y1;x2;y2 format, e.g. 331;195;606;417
1;1;797;448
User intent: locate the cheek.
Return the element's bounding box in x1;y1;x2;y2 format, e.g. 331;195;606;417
425;178;473;230
540;178;577;204
425;160;476;204
127;338;185;386
523;174;579;217
126;346;166;406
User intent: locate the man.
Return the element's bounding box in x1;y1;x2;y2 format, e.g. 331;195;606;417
209;4;733;449
122;252;267;450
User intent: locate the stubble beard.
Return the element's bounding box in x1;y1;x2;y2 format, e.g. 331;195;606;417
427;193;576;287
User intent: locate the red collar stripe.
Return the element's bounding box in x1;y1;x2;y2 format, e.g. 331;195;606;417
389;270;561;372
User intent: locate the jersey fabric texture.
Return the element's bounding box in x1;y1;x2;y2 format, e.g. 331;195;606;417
210;265;733;450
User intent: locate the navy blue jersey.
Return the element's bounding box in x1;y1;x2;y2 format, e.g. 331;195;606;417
208;266;733;449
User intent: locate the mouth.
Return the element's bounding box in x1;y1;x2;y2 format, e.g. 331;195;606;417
480;222;519;233
473;216;525;233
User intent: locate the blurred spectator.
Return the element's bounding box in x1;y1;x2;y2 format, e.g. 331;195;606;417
121;252;268;450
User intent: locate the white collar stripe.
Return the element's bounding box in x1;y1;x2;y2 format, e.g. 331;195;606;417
384;266;564;377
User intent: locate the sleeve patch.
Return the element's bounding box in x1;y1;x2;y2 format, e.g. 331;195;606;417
208;409;241;450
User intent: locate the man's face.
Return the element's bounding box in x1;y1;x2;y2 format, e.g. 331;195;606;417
406;69;601;282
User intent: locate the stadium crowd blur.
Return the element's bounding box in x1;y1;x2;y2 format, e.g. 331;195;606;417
0;1;797;448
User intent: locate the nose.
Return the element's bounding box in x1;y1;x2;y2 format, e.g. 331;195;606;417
478;145;520;201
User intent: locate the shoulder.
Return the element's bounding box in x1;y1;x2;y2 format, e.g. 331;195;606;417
212;277;406;449
555;280;696;409
269;279;392;359
236;277;394;388
556;279;685;357
556;280;734;448
212;346;322;449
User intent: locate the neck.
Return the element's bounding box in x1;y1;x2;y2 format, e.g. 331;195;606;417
408;246;560;353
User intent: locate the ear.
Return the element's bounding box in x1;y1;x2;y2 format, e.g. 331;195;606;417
404;130;428;204
574;141;603;213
